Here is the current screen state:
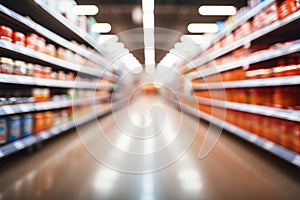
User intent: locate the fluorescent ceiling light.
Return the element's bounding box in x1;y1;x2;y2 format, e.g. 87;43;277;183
145;48;155;73
145;65;155;73
144;32;154;48
199;5;236;16
132;6;143;24
187;23;218;33
142;0;155;69
92;23;112;33
144;49;155;63
143;13;154;29
142;0;154;12
72;5;99;15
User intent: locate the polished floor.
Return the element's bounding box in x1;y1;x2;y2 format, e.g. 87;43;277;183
0;95;299;200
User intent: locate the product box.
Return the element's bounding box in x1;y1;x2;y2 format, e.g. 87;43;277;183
0;117;7;145
8;115;21;142
22;114;33;137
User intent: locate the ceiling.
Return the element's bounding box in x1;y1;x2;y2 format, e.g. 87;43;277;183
76;0;247;65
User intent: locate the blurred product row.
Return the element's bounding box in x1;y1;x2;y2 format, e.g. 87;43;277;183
174;0;300;167
0;0;119;159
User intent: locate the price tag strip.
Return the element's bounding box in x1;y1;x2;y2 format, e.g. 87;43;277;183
22;136;37;146
40;132;50;140
2;105;15;115
19;104;32;113
14;141;25;150
287;112;300;122
51;127;61;135
249;135;258;143
0;149;4;158
292;155;300;167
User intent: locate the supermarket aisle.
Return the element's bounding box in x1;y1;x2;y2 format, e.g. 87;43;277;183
0;95;299;200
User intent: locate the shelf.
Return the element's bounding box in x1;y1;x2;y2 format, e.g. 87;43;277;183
193;75;300;90
0;95;111;117
182;10;300;74
0;40;104;77
0;5;112;71
32;0;114;65
0;100;125;159
205;0;275;50
0;73;116;90
186;41;300;80
33;0;96;48
195;97;300;123
172;100;300;167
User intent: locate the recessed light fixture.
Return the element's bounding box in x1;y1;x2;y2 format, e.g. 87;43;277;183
187;23;219;33
72;5;99;16
132;6;143;24
198;5;236;16
92;23;112;33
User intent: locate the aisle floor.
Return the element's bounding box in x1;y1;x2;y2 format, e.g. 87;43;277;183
0;95;299;200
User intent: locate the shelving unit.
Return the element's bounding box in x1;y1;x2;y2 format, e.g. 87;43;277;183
186;40;300;80
201;0;275;51
0;74;115;89
171;99;300;167
0;1;121;158
0;4;118;80
0;100;125;159
32;0;100;49
175;0;300;167
194;96;300;122
0;40;103;77
192;75;300;90
182;9;300;74
0;5;106;67
0;95;111;117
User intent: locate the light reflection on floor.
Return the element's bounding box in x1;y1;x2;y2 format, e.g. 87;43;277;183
0;95;299;200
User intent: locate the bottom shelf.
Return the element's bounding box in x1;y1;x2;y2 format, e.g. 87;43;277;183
171;99;300;168
0;101;125;159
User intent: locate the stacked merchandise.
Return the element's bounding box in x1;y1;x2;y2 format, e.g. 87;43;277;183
176;0;300;166
0;1;119;158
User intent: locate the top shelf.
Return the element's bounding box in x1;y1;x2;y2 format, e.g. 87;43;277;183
32;0;97;48
0;0;117;71
181;9;300;74
204;0;275;50
0;0;94;48
192;75;300;90
33;0;107;53
0;4;109;69
186;40;300;80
